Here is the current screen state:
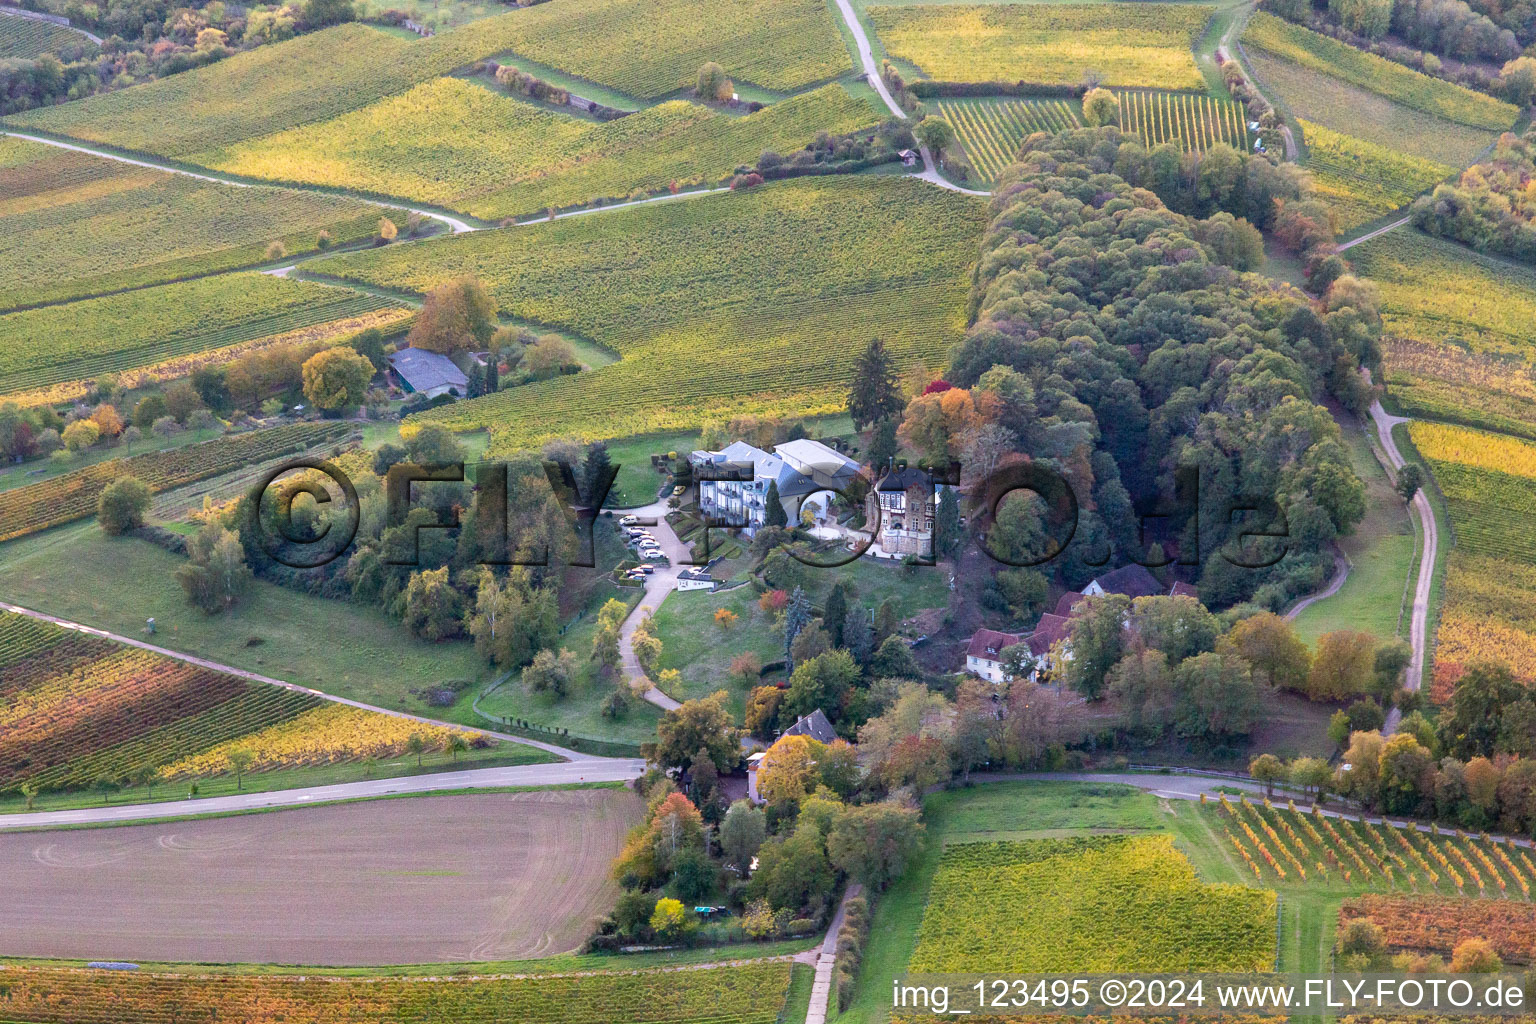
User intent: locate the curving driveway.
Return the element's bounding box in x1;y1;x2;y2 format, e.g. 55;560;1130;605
614;500;692;711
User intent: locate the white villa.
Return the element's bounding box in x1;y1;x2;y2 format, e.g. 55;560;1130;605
689;438;859;535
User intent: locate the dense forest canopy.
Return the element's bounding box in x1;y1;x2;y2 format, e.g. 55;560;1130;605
948;127;1376;610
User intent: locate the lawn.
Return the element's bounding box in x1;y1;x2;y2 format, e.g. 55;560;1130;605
475;587;662;747
1291;410;1414;644
810;555;952;623
650;586;786;715
0;522;491;714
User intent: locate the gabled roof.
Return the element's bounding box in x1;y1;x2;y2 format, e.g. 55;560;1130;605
691;441;818;496
781;708;837;745
774;439;860;487
966;628;1024;662
874;465;933;492
1053;591;1085;618
678;567;713;581
388;347;467;393
1169;581;1200;600
1092;564;1164;599
1027;613;1071;657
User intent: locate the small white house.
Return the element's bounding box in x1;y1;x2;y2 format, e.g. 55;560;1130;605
965;628;1025;683
675;567;716;592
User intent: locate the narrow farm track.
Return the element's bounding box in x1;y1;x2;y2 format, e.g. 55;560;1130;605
1369;399;1437;723
1283;550;1348;621
0;130;481;234
1338;215;1412;252
829;0;991;196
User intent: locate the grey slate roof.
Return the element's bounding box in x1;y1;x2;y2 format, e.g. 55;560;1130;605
388;347;467;394
781;708;838;745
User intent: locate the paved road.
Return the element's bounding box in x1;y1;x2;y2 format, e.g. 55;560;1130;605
829;0;992;197
804;883;862;1024
614;499;692;711
1338;215;1411;252
0;758;645;831
0;600;606;763
1369;398;1436;719
1;130;480;234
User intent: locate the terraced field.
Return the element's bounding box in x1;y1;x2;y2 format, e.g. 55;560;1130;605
941;91;1248;183
200;80;880;219
0;12;93;57
869;3;1211;89
0;273;407;398
311;176;987;450
1299;119;1454;229
0;136;398;310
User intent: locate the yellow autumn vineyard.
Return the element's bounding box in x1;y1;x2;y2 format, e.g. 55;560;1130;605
1409;421;1536;696
158;705;481;780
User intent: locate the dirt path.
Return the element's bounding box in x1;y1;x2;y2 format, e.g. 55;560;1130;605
0;599;608;762
804;882;862;1024
1367;399;1436;725
1338;215;1411;252
1283;550;1348;621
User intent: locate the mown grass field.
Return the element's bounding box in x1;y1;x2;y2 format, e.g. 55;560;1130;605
311;177;987;451
1244;12;1517;131
868;3;1211;88
1299;119;1454;230
1407;421;1536;696
1244;50;1497;166
0;137;397;310
0;522;493;718
0;12;93;57
200;80;879;219
1355;231;1536;437
0;272;406;399
940;91;1248;183
1291;412;1414;645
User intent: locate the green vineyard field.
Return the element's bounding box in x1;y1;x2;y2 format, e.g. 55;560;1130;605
0;12;93;58
201;80;879;220
0;274;404;396
311;176;986;449
0;136;396;310
940;92;1248;183
0;421;353;542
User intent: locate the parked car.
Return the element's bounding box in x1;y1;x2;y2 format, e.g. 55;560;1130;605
634;564;655;574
